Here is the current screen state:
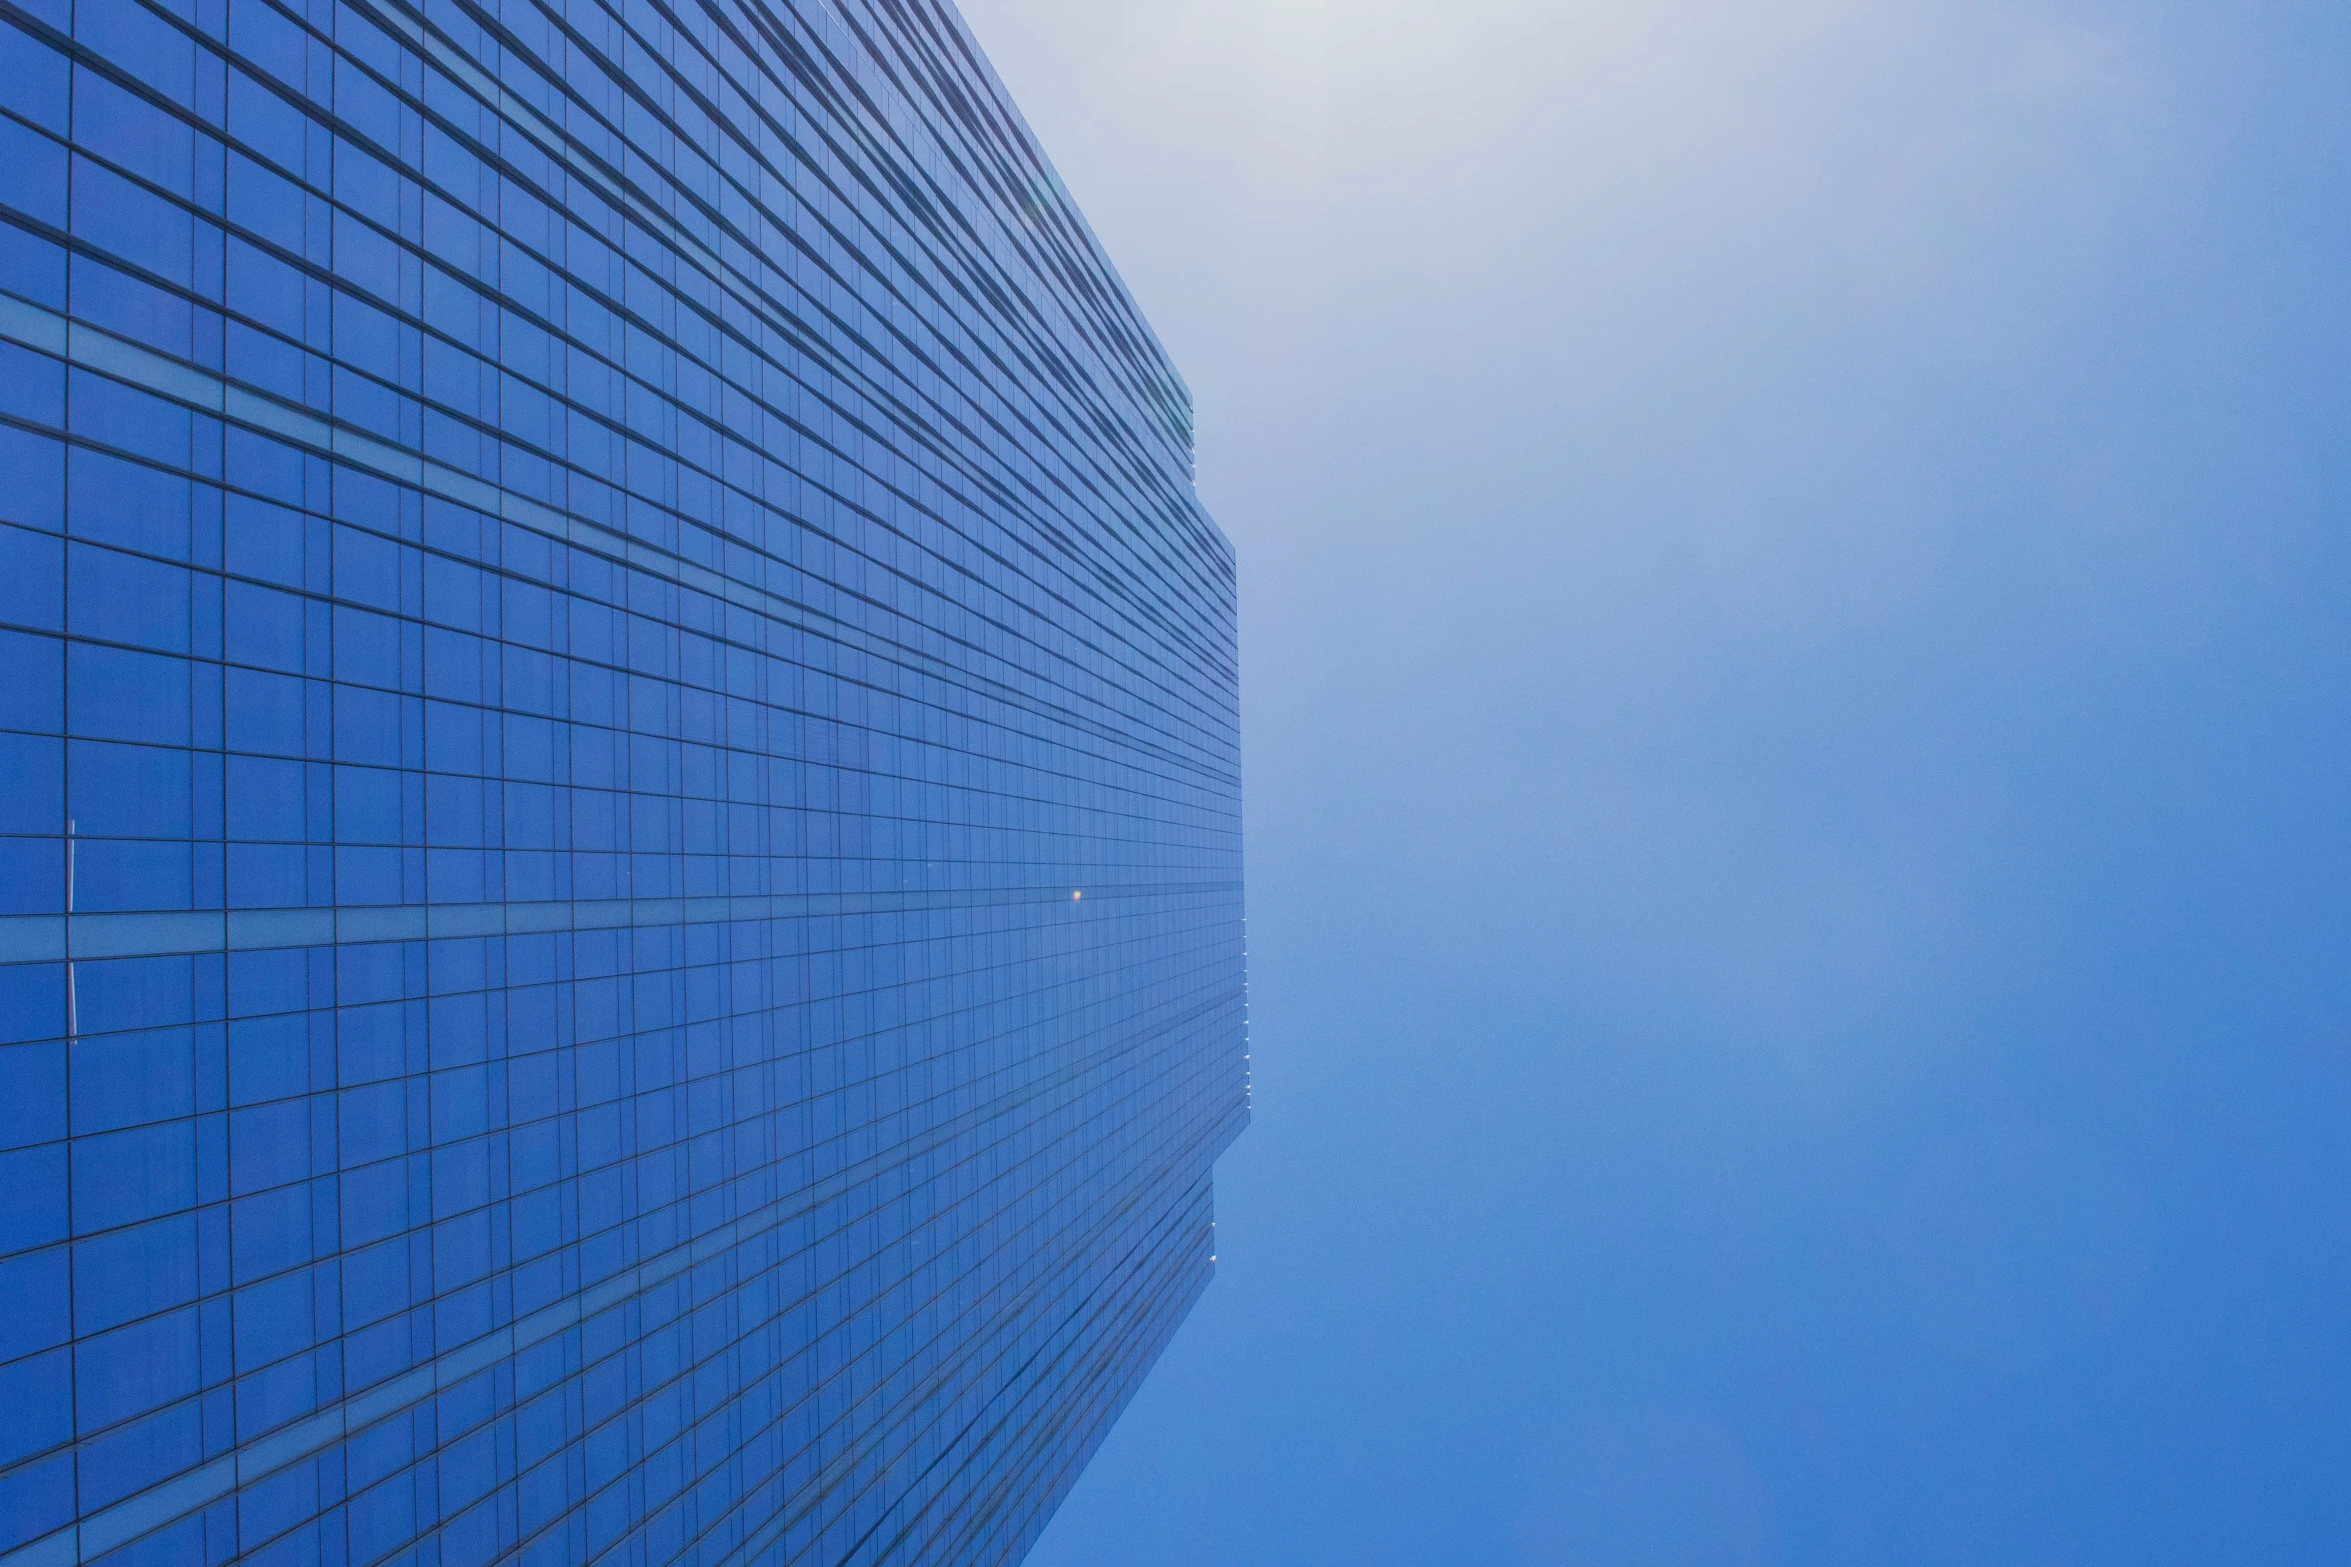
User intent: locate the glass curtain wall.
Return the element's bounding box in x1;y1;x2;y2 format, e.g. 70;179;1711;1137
0;1;1245;1563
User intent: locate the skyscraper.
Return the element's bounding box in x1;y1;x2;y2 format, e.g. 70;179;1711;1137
0;1;1245;1562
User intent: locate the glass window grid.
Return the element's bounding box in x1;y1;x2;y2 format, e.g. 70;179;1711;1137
1;0;1242;1564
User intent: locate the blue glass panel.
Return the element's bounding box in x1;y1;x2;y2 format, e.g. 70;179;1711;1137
0;1451;76;1553
0;341;64;431
0;427;66;535
0;1348;73;1463
0;1039;65;1150
72;1213;200;1335
72;70;196;196
70;1026;197;1134
69;254;198;359
75;3;196;104
67;447;193;559
0;112;67;229
0;1243;70;1357
68;1119;197;1234
0;731;62;832
73;1304;202;1430
0;1143;69;1251
0;21;71;135
70;156;195;289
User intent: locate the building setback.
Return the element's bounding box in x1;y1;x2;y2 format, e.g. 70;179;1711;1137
0;1;1245;1563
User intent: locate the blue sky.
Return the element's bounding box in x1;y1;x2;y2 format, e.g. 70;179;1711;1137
956;2;2351;1562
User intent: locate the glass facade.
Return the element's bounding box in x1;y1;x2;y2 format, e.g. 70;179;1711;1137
0;0;1244;1562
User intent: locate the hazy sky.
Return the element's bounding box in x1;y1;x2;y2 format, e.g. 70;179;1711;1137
952;3;2351;1562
